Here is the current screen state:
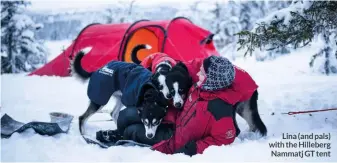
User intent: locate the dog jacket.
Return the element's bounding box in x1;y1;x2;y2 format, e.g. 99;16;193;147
140;53;177;73
87;61;154;107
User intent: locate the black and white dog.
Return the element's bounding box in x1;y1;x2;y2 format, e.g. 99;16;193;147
72;50;169;139
131;44;192;109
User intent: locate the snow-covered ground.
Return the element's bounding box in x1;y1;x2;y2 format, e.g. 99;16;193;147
1;41;337;162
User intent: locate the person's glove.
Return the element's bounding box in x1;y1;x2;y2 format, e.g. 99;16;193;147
174;141;197;156
96;130;123;143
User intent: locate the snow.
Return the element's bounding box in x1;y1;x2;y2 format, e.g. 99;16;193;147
1;51;7;57
21;30;34;38
1;40;337;162
44;40;72;61
13;14;34;30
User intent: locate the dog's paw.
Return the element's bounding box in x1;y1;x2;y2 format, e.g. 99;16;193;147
96;130;123;143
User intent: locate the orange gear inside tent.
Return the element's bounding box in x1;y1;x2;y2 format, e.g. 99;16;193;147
123;28;159;63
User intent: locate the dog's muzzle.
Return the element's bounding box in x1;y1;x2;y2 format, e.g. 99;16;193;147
146;133;154;139
174;102;182;108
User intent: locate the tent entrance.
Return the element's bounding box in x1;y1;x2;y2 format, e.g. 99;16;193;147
121;26;166;63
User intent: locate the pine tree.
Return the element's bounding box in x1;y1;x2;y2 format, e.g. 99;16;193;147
220;1;290;59
1;0;49;73
236;1;337;74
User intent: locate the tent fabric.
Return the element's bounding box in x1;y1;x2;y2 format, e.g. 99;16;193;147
29;17;219;77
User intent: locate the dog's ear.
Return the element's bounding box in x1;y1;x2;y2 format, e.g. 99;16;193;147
176;61;188;72
137;84;155;106
144;88;156;101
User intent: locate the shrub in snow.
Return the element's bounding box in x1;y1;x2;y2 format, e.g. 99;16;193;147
236;0;337;75
1;0;49;74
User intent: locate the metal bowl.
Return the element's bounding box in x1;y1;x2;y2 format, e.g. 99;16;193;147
49;112;73;123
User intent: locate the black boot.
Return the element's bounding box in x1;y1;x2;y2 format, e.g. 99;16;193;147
96;130;123;143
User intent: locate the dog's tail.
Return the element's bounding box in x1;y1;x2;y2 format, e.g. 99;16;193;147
71;49;92;80
249;91;267;136
131;44;152;64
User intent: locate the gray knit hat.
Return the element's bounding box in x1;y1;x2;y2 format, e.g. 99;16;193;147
201;56;235;91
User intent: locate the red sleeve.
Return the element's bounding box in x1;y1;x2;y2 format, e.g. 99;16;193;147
152;137;175;154
153;99;236;156
157;116;236;156
195;117;236;154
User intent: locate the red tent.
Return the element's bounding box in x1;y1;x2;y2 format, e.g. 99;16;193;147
29;17;219;77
